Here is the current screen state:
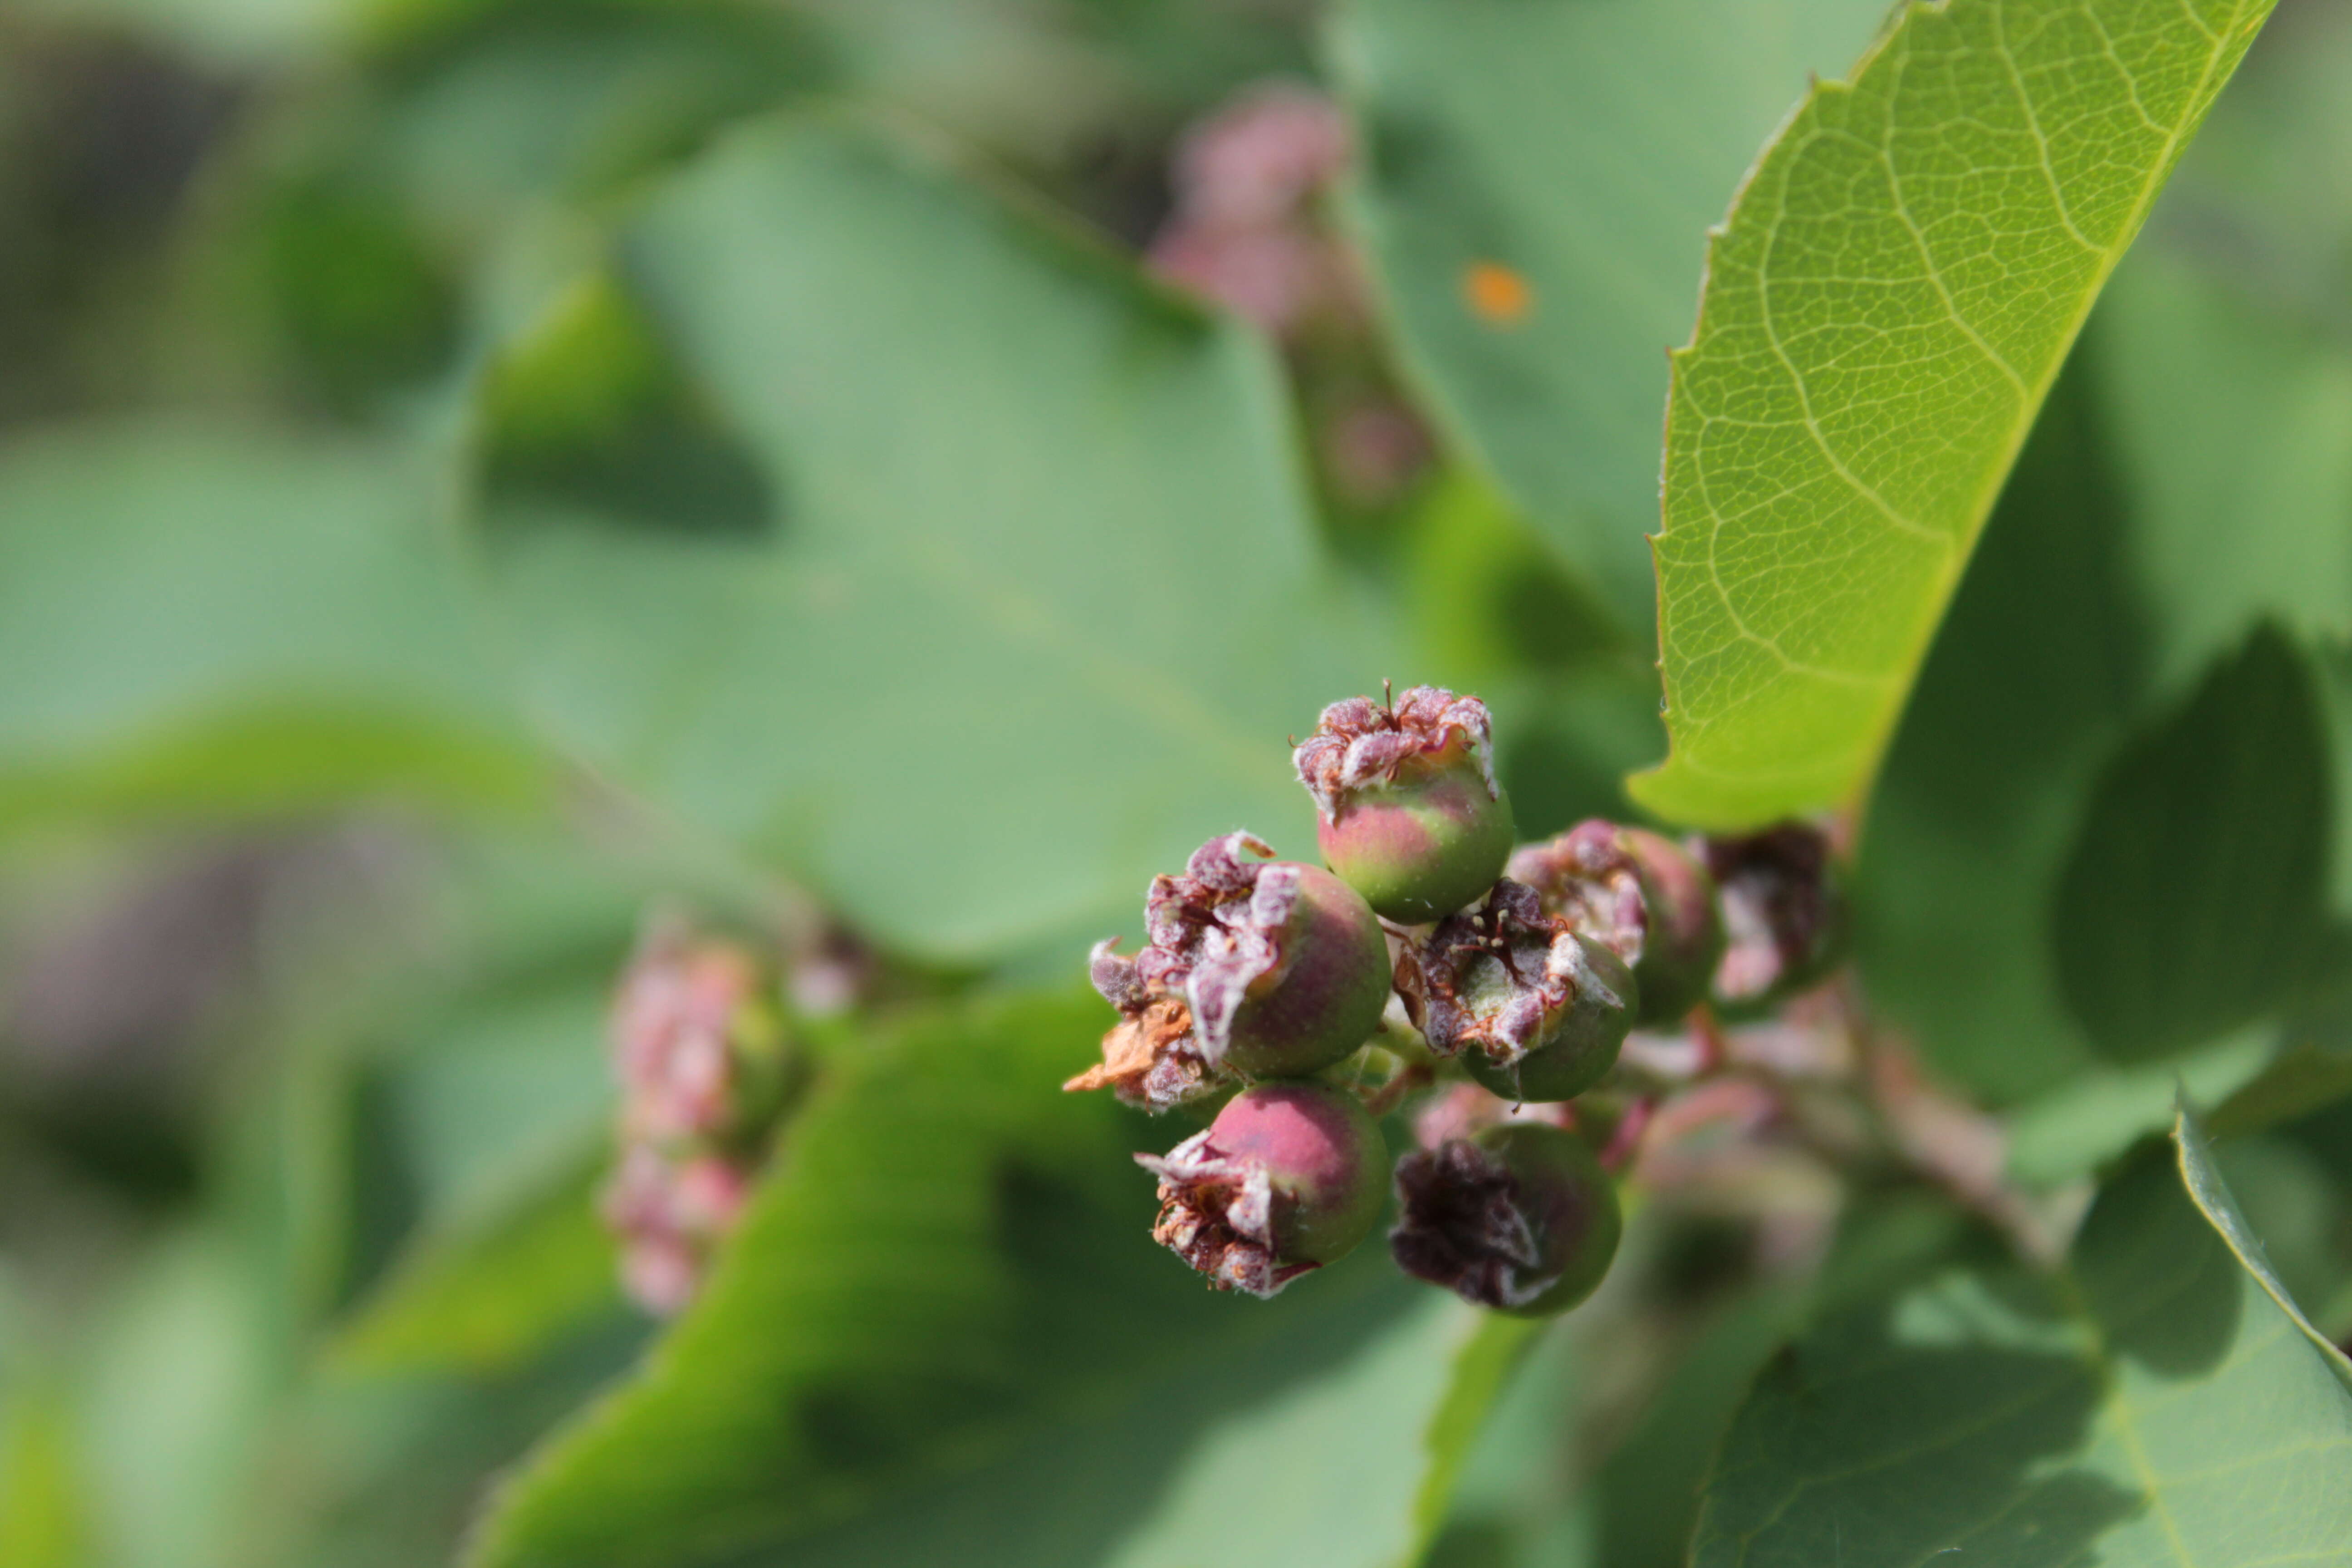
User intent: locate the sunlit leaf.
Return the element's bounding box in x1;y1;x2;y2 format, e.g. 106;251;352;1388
1693;1131;2352;1567
1634;0;2279;827
1329;0;1893;633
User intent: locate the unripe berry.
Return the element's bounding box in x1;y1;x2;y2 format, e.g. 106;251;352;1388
1508;821;1724;1027
1393;879;1637;1102
1136;1081;1387;1297
1390;1123;1621;1316
1698;824;1847;1012
1294;686;1514;923
1082;832;1390;1099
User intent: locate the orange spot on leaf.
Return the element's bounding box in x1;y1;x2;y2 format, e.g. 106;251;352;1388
1463;260;1533;327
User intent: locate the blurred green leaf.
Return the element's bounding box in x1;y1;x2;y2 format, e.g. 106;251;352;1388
333;1144;618;1376
1634;0;2278;828
2176;1104;2352;1385
466;112;1393;961
2003;1029;2273;1187
2054;626;2331;1064
2098;255;2352;690
81;1229;279;1568
464;987;1392;1567
0;421;543;828
1856;354;2146;1100
1328;0;1893;635
1106;1297;1518;1568
1692;1130;2352;1568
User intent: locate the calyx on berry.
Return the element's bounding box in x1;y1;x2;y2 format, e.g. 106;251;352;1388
1083;831;1390;1093
1392;879;1637;1102
1390;1122;1621;1317
1137;1081;1387;1297
1294;685;1514;922
1507;820;1724;1027
1699;823;1847;1012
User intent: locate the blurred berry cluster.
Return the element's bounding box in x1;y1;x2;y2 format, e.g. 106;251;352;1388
602;919;799;1315
1068;686;1844;1315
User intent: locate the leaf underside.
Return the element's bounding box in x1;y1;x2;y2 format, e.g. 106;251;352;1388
1634;0;2280;828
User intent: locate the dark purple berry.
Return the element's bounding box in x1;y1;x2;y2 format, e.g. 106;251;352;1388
1136;1082;1387;1297
1082;832;1390;1101
1294;686;1515;923
1508;821;1724;1027
1390;1123;1620;1317
1698;824;1847;1012
1393;880;1637;1101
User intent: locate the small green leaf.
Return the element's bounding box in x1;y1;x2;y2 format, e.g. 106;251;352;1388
467;113;1393;961
2175;1104;2352;1386
2054;627;2331;1064
1328;0;1894;633
333;1148;619;1376
1406;1310;1544;1558
1692;1135;2352;1568
1634;0;2279;828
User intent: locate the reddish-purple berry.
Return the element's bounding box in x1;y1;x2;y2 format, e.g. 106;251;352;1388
1393;879;1637;1102
1083;832;1390;1099
1698;824;1847;1012
1508;821;1724;1027
1136;1082;1387;1297
1390;1123;1621;1317
1294;686;1514;923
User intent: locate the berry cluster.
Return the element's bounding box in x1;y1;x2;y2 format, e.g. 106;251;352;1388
602;920;797;1315
1068;686;1842;1316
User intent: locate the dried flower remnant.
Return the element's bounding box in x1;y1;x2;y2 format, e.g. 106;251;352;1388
1079;832;1390;1095
1137;1082;1386;1297
1391;1123;1620;1317
1394;879;1637;1102
1295;685;1513;922
1508;821;1724;1027
1699;824;1847;1010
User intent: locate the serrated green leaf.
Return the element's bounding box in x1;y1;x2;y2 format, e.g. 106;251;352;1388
1634;0;2279;828
1692;1133;2352;1568
2053;626;2331;1064
1328;0;1893;636
2176;1104;2352;1387
466;112;1393;961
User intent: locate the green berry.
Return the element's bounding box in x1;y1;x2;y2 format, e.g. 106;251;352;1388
1394;881;1638;1100
1295;686;1514;922
1087;832;1390;1094
1136;1082;1387;1296
1389;1123;1621;1317
1699;824;1847;1012
1509;821;1725;1027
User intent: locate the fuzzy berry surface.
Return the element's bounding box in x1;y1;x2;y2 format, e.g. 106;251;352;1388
1509;821;1724;1027
1700;824;1847;1013
1088;832;1390;1092
1390;1122;1621;1318
1394;880;1638;1101
1137;1082;1387;1297
1295;686;1514;922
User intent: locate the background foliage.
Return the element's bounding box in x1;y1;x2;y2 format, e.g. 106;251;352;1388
1;1;2348;1566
